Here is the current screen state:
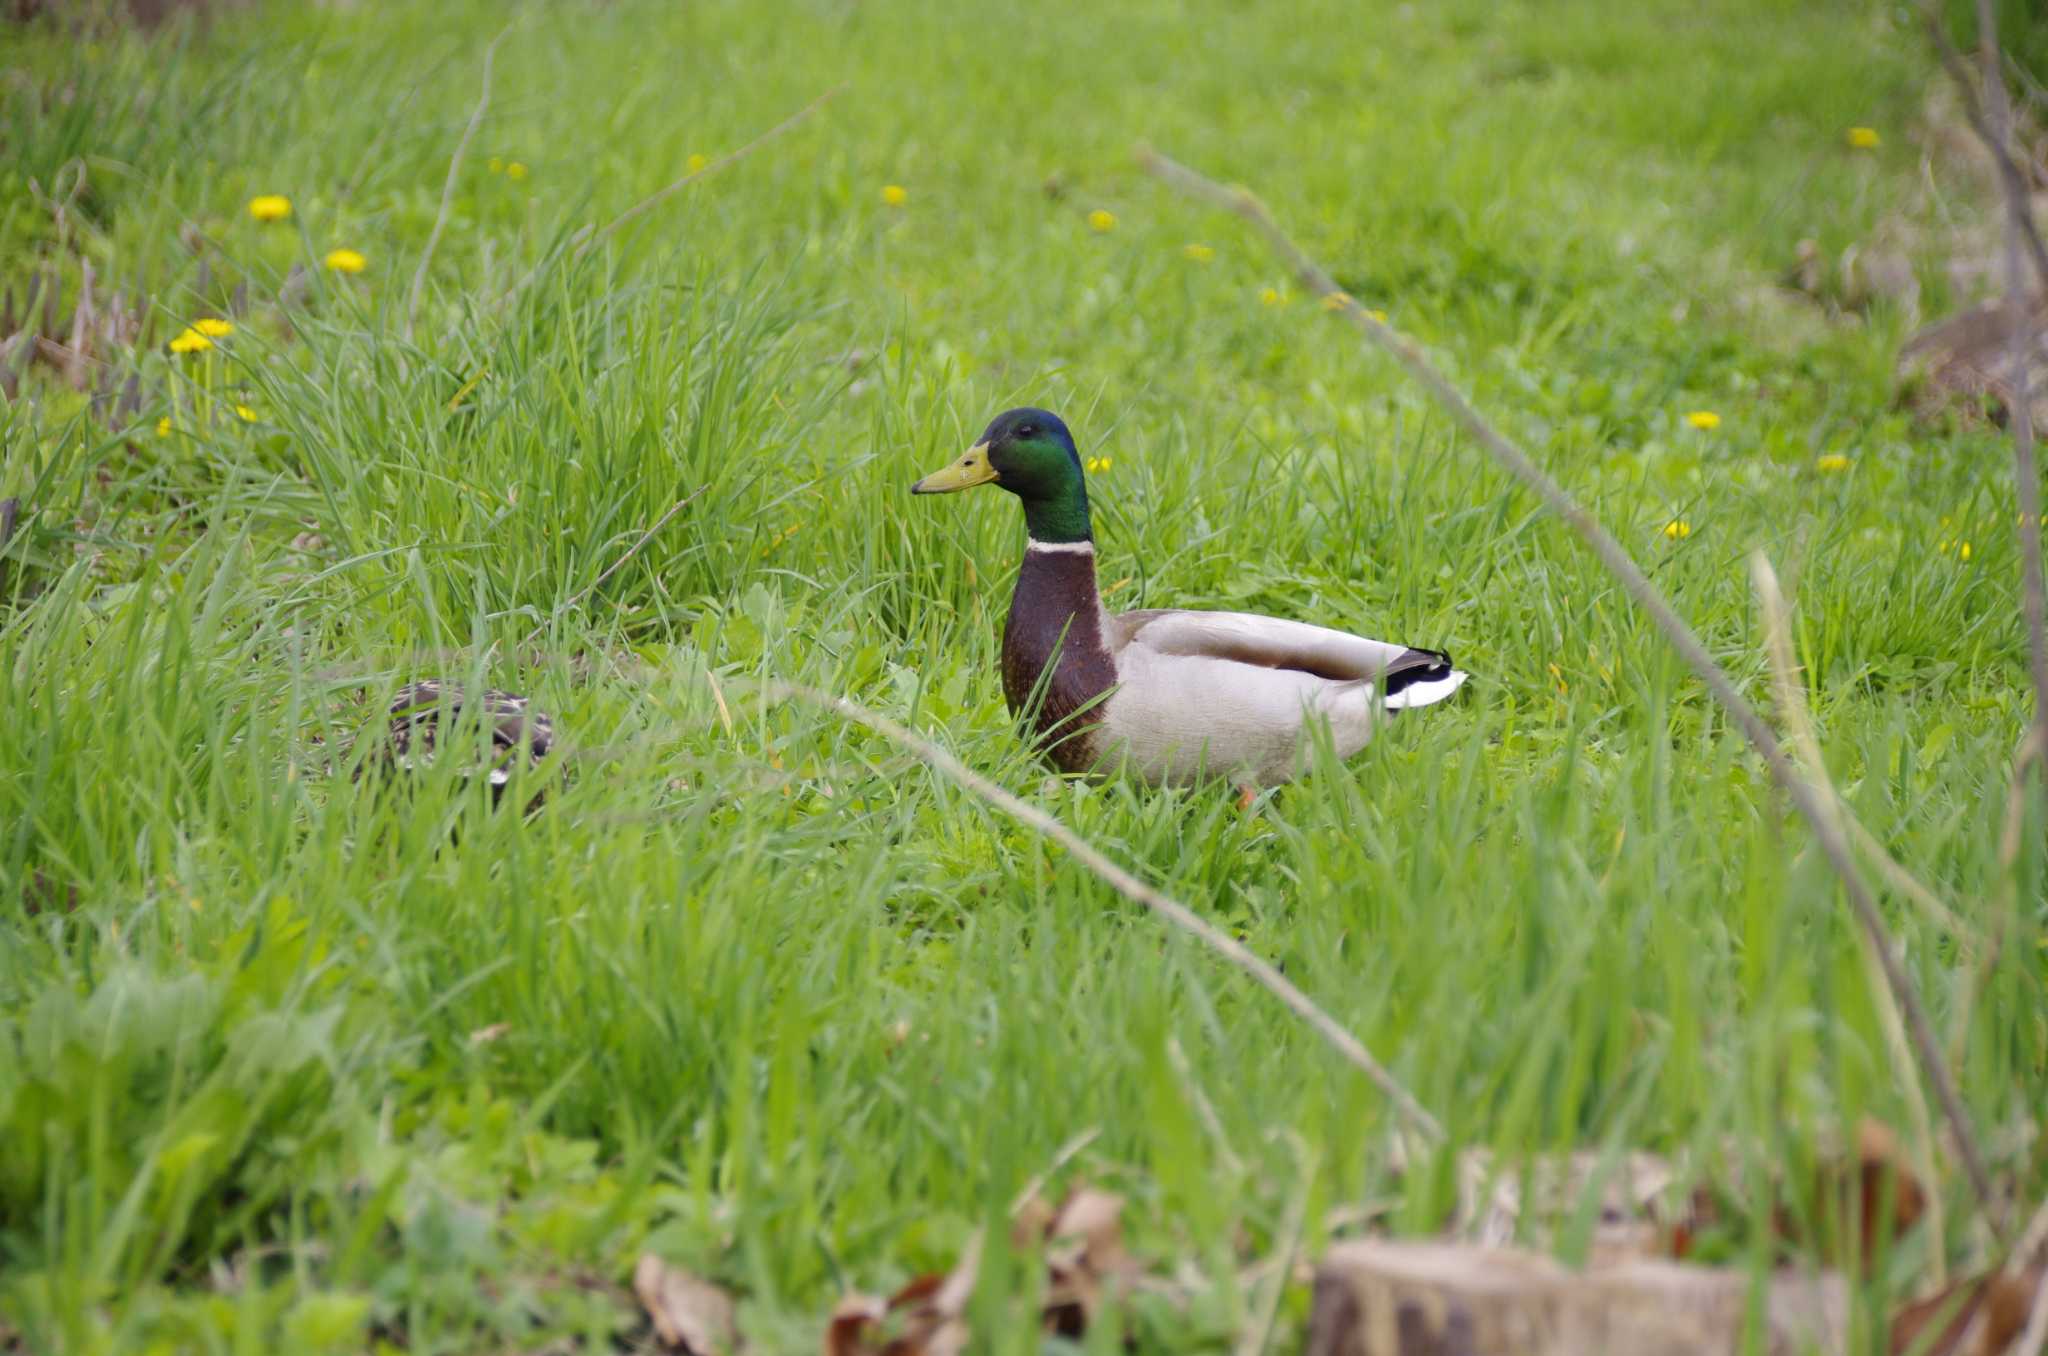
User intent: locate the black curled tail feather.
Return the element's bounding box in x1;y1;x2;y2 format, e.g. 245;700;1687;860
1382;647;1456;700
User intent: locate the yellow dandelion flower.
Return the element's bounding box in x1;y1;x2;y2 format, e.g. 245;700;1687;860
1684;410;1721;430
1938;540;1951;554
324;247;367;274
169;327;213;354
1087;209;1116;233
1815;453;1851;472
1958;540;1973;561
688;153;710;174
1846;126;1881;150
1366;308;1388;323
1259;286;1284;306
1662;519;1692;540
487;156;504;174
881;183;908;207
235;404;257;422
1322;291;1352;312
194;317;235;338
1183;242;1215;262
248;194;291;223
505;161;528;181
1084;456;1113;472
156;416;173;437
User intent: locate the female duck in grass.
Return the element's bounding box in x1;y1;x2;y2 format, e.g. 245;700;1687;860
913;408;1467;787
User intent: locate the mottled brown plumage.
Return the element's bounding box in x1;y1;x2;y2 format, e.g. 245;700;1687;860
373;681;556;804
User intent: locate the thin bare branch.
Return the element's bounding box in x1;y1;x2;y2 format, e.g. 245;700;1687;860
1926;4;2048;291
769;682;1446;1143
1009;1126;1103;1217
519;486;705;648
1137;144;2004;1237
1166;1035;1245;1178
408;30;507;340
575;85;843;260
1968;0;2048;778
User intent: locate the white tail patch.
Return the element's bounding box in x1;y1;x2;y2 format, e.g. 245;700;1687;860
1384;669;1468;710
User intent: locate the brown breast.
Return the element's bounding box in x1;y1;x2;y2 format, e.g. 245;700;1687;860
1000;548;1118;774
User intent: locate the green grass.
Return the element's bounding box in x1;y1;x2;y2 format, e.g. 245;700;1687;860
2;0;2043;1351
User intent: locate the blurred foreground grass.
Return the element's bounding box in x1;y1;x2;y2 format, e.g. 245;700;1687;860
1;1;2043;1351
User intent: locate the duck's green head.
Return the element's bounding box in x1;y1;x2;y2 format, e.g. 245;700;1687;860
911;407;1092;544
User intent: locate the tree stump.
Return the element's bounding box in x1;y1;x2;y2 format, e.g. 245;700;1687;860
1305;1240;1846;1356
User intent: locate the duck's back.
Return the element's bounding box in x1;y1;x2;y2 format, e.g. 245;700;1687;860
1096;609;1462;785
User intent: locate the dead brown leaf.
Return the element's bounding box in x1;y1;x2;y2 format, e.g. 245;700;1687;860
1889;1265;2044;1356
633;1253;738;1356
1438;1120;1924;1272
1842;1119;1927;1265
823;1231;979;1356
1009;1192;1055;1248
1023;1186;1141;1337
1756;1118;1928;1273
823;1293;888;1356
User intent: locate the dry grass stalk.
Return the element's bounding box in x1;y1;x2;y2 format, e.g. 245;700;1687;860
577;85;842;259
407;29;507;339
1751;553;1948;1281
1137;144;2004;1238
519;487;706;647
766;682;1446;1143
1966;0;2048;780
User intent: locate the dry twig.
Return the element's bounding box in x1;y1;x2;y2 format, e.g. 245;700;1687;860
520;486;705;647
768;682;1445;1143
1166;1034;1245;1178
1136;145;2003;1236
1010;1127;1103;1217
408;30;507;339
575;85;842;260
1925;4;2048;291
1964;0;2048;774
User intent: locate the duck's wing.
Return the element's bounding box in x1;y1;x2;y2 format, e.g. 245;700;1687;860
386;681;555;786
1110;609;1466;707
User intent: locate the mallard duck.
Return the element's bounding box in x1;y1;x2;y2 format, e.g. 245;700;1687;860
374;681;555;803
912;408;1467;787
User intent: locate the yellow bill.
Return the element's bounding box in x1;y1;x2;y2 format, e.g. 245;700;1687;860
911;442;999;494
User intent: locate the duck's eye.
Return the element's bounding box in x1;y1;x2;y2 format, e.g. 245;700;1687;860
1015;424;1037;438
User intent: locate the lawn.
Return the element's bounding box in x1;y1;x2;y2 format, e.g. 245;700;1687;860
1;0;2043;1351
